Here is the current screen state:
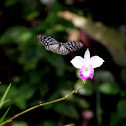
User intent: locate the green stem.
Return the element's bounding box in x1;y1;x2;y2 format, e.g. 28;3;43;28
0;80;86;126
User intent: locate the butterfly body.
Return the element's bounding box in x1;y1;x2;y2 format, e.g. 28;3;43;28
37;34;83;55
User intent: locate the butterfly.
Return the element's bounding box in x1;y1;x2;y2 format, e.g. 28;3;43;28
37;34;84;55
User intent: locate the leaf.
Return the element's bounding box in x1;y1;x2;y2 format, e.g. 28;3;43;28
0;26;31;44
74;79;94;96
121;68;126;85
0;107;10;124
0;84;35;109
5;0;18;7
75;98;90;109
46;54;65;76
40;121;55;126
109;112;120;126
99;82;120;95
95;70;115;83
117;100;126;118
0;83;11;109
54;102;79;119
12;121;28;126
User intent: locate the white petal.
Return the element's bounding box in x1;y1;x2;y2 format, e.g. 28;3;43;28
90;56;104;68
70;56;84;69
84;49;90;61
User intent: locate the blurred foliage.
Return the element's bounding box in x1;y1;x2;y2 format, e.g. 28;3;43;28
0;0;126;126
0;84;11;124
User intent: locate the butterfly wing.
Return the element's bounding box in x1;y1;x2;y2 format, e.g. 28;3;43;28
62;41;84;52
37;34;59;46
37;34;61;53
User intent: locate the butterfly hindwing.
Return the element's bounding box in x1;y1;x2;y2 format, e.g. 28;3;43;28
63;41;83;52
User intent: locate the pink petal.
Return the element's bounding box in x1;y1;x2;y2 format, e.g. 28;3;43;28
70;56;84;69
90;56;104;68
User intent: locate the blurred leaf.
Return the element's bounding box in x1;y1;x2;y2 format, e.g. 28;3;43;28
60;90;74;100
74;79;94;96
121;68;126;85
5;0;19;6
99;82;121;95
0;83;11;109
117;100;126;118
12;121;28;126
54;102;79;119
0;107;10;124
95;70;115;83
26;11;39;19
43;91;60;110
21;0;39;18
53;24;67;32
40;83;49;97
0;26;31;44
46;54;65;76
19;46;47;71
110;112;120;126
75;97;89;109
12;76;21;84
0;84;35;109
40;120;55;126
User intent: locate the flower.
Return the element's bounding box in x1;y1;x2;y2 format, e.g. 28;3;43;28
70;49;104;80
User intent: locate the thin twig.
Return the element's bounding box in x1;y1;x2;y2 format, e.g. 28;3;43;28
0;80;86;126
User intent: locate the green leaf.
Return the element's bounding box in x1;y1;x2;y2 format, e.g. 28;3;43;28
0;84;35;109
95;70;115;83
0;83;11;109
46;54;65;76
121;68;126;85
74;79;94;96
99;82;120;95
110;112;120;126
5;0;18;6
40;121;55;126
0;26;31;44
12;121;28;126
0;107;10;124
75;98;90;109
54;102;79;119
117;100;126;118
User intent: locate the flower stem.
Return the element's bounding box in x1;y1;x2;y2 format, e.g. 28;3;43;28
0;80;86;126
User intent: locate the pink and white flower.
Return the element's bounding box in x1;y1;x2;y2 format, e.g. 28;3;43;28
70;49;104;80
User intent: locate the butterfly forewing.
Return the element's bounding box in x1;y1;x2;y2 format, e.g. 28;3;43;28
37;34;84;55
37;34;59;46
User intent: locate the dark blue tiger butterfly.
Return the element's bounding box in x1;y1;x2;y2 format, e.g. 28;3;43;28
37;34;84;55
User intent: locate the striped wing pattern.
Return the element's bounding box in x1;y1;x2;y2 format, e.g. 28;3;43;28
37;34;83;55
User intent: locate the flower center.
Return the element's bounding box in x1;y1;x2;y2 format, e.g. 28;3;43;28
79;65;94;80
83;67;90;76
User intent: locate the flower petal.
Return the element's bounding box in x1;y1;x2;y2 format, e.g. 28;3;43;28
84;49;90;61
90;56;104;68
70;56;84;69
